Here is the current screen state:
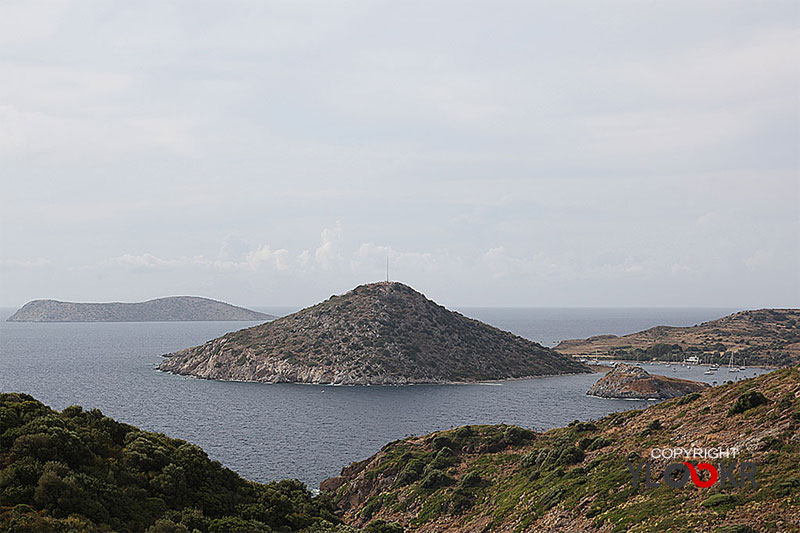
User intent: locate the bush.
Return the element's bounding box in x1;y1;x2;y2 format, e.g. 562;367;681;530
729;392;770;415
503;426;535;446
677;392;701;405
431;435;453;451
420;469;453;489
460;472;482;487
449;487;474;515
647;419;663;431
568;421;597;432
364;519;404;533
701;494;737;508
394;459;426;487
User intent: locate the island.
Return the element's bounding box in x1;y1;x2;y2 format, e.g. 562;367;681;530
6;296;274;322
555;308;800;367
586;363;709;399
158;281;591;384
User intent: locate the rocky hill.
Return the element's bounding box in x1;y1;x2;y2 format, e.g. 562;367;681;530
159;282;590;385
586;363;708;399
321;366;800;532
0;393;344;532
6;296;274;322
556;309;800;367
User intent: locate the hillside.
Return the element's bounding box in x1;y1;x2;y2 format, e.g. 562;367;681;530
0;393;348;532
321;366;800;532
586;363;709;399
555;309;800;367
6;296;274;322
158;282;590;385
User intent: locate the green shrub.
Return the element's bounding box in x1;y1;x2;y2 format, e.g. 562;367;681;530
647;419;663;431
677;392;701;405
503;426;535;445
394;459;426;487
729;392;770;415
701;494;737;508
364;519;404;533
460;472;482;487
568;421;597;432
420;469;453;489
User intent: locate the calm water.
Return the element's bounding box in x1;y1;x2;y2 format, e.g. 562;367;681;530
0;306;769;488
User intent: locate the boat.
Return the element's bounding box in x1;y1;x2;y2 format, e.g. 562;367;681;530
727;352;739;372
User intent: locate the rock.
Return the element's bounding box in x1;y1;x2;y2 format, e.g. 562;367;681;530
6;296;274;322
587;363;708;399
158;281;591;384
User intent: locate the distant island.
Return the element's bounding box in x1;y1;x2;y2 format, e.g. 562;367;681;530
6;296;274;322
556;308;800;367
586;363;709;399
159;281;591;384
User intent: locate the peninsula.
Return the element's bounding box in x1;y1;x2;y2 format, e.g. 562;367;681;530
158;281;590;384
321;366;799;532
556;308;800;367
6;296;274;322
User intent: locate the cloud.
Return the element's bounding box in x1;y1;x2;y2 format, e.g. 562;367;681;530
314;222;343;270
0;257;51;268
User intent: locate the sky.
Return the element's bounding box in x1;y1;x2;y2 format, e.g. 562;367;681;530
1;0;798;309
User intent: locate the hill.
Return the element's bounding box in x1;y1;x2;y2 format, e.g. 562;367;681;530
158;282;590;385
321;366;800;532
586;363;709;399
555;309;800;367
0;393;347;532
6;296;274;322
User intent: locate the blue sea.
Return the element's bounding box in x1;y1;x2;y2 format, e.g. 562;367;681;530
0;306;769;488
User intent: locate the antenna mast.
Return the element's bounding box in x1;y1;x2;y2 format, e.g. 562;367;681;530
386;256;389;283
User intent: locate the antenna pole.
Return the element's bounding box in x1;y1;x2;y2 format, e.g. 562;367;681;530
386;256;389;282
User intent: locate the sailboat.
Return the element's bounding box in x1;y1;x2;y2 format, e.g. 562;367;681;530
727;352;739;372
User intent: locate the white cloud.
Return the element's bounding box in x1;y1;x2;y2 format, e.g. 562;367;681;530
314;222;343;270
0;257;51;268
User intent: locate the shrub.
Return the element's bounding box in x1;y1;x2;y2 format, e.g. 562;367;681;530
431;435;453;451
453;426;474;441
568;421;597;432
394;459;426;486
646;419;663;431
503;426;535;445
364;519;404;533
729;392;770;415
677;392;701;405
420;469;453;489
701;494;737;508
460;472;482;487
449;487;474;515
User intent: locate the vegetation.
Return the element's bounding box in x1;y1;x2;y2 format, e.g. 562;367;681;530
324;367;800;532
0;393;343;532
729;391;770;415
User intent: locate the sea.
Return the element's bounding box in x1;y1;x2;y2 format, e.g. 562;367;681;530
0;306;771;489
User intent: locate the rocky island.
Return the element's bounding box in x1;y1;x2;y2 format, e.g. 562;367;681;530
556;308;800;367
6;296;274;322
586;363;709;399
158;281;590;384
